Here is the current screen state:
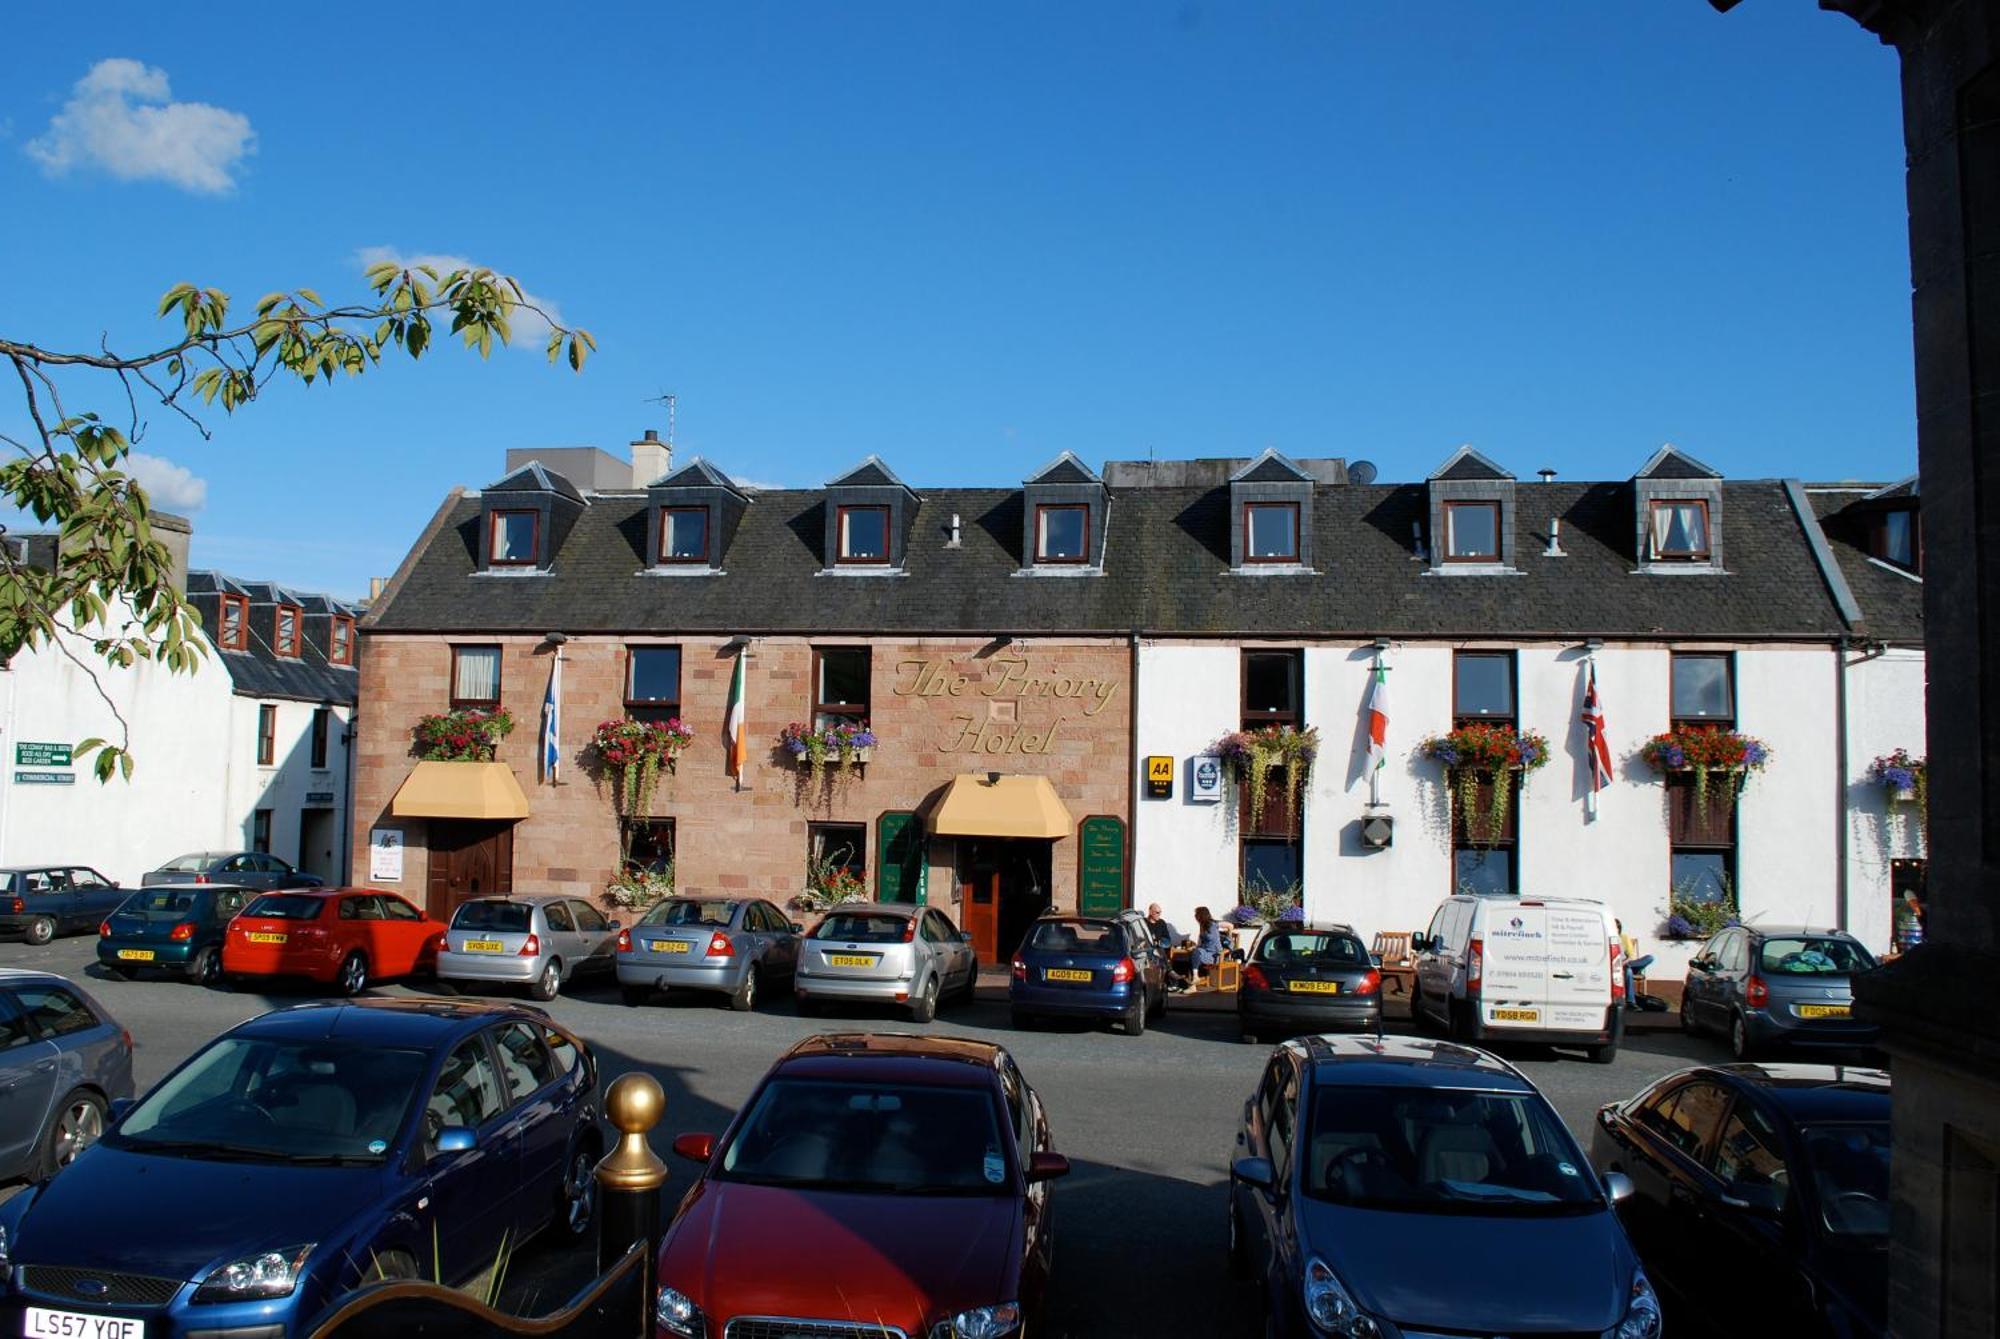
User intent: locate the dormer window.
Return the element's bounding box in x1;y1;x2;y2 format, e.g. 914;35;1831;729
837;506;891;564
1444;501;1500;562
1035;505;1089;564
218;594;249;651
329;615;355;666
273;604;303;657
659;507;709;564
1244;502;1300;564
1874;506;1920;572
1649;500;1711;561
489;510;539;566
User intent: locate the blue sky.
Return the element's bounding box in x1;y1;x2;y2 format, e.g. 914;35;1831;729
2;3;1909;600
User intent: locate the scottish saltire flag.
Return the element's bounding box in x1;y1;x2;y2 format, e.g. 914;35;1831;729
1582;662;1613;793
1364;665;1390;773
726;647;748;777
540;652;562;784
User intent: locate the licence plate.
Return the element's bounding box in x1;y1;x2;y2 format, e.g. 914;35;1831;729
247;932;286;944
1288;980;1339;994
650;940;691;954
116;949;156;962
1491;1007;1540;1022
1045;968;1093;983
827;954;877;968
24;1307;143;1338
1797;1004;1852;1019
461;939;504;953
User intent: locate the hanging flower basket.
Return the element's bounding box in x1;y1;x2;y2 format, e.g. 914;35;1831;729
1214;725;1321;828
592;717;694;814
1868;748;1927;807
1419;723;1551;847
1638;728;1770;807
412;708;515;762
779;721;878;792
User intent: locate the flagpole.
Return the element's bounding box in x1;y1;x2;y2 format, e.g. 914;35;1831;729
1368;648;1384;808
1583;653;1598;824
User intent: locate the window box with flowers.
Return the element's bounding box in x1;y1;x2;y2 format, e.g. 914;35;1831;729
779;721;877;791
1868;748;1927;808
412;708;515;762
1638;728;1771;807
592;717;695;815
1419;723;1551;847
1214;725;1321;831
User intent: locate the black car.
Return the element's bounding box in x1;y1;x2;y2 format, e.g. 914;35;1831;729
0;867;125;945
142;851;324;891
97;884;253;985
1590;1062;1890;1337
1237;921;1382;1044
1680;924;1880;1059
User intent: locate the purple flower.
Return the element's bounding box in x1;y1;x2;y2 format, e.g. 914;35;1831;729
1664;746;1687;768
852;730;877;748
783;739;806;756
1436;748;1461;767
1884;765;1915;789
1280;904;1304;922
1229;905;1260;925
1665;914;1695;939
1743;742;1769;767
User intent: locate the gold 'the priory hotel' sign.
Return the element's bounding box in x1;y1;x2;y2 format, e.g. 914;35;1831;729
892;655;1122;755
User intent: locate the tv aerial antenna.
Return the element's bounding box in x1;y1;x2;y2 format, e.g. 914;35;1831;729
642;391;677;448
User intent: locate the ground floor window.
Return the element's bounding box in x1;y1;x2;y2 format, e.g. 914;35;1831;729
1453;848;1512;897
1242;837;1301;899
621;818;676;877
1668;774;1736;918
1450;773;1517;896
1892;857;1927;950
251;809;272;855
808;822;867;900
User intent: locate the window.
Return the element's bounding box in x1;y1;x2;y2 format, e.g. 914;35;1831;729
1649;499;1712;561
380;895;422;921
1035;505;1088;564
659;507;709;564
622;818;675;877
836;505;890;563
571;901;608;932
426;1037;505;1147
1444;501;1500;562
252;809;272;854
1244;502;1300;564
1452;651;1518;895
1670;653;1734;723
544;902;575;932
311;707;330;770
625;646;682;723
12;984;99;1039
809;823;866;884
1243;839;1301;897
1892;858;1927;951
489;509;539;566
450;645;501;708
218;595;249;651
1241;650;1303;838
813;647;870;730
1874;507;1920;573
0;997;32;1054
1454;848;1514;897
1453;652;1515;721
546;1028;582;1075
257;704;277;766
492;1022;557;1104
329;616;355;666
274;605;302;657
1670;848;1733;904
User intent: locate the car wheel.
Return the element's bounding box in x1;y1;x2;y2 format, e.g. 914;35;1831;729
1450;998;1476;1042
187;948;221;986
37;1090;104;1178
1125;996;1147;1037
1731;1013;1757;1061
621;985;650;1008
531;958;562;1003
560;1146;597;1236
1226;1191;1252;1280
1410;982;1435;1036
730;965;760;1013
798;996;824;1018
1587;1038;1619;1065
909;975;940;1025
1011;1009;1037;1030
1241;1029;1263;1045
1680;995;1701;1036
23;917;54;947
337;951;369;998
367;1250;420;1283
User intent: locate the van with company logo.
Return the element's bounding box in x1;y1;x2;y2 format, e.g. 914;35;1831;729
1408;895;1624;1063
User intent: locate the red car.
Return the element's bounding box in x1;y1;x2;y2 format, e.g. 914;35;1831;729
655;1033;1069;1339
221;888;446;995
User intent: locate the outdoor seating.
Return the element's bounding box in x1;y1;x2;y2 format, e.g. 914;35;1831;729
1371;931;1416;997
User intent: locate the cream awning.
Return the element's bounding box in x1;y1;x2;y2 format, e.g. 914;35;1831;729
389;761;531;821
926;773;1073;840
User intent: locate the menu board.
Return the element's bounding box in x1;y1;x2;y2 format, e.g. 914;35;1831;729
1077;815;1127;916
876;811;928;905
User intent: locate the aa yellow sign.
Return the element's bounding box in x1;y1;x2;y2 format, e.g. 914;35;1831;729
1145;755;1173;799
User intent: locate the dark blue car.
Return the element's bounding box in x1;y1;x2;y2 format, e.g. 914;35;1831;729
97;885;253;986
1009;912;1168;1036
0;998;602;1338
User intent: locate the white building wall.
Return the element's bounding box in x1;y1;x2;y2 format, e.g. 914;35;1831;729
1132;644;1240;929
222;695;353;881
1735;647;1841;947
1844;646;1927;954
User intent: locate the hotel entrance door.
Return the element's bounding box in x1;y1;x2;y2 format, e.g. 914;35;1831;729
958;838;1053;962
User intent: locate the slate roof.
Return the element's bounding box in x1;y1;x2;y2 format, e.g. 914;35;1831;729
1026;452;1101;485
1806;487;1925;644
651;457;747;498
1232;449;1312;484
1431;447;1512;482
1638;445;1723;480
370;478;1855;641
187;572;362;704
826;457;917;494
486;461;586;504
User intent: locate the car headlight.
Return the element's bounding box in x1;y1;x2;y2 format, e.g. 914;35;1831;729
0;1222;12;1277
191;1244;314;1304
930;1301;1023;1339
1304;1257;1382;1338
1613;1269;1663;1339
655;1283;706;1338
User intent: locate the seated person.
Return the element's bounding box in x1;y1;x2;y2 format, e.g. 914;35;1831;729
1175;906;1222;988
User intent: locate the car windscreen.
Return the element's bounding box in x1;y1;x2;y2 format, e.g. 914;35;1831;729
450;901;533;933
113;1037;430;1163
1024;920;1125;955
1302;1085;1601;1215
125;891;197;915
1255;931;1369;966
641;899;735;928
241;894;326;921
1802;1123;1891;1239
717;1077;1010;1195
1759;937;1875;976
158;853;214;873
813;912;908;943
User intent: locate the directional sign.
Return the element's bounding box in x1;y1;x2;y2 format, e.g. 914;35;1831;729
14;771;75;785
14;743;71;767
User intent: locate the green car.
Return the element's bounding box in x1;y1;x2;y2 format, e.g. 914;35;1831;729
95;885;252;985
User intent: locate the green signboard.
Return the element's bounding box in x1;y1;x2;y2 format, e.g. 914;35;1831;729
877;811;928;905
1077;815;1127;916
14;742;70;767
14;771;74;786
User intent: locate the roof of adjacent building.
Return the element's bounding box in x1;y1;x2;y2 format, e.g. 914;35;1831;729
187;572;362;705
1805;486;1924;644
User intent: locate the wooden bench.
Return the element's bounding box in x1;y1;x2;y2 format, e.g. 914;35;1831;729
1371;930;1416;997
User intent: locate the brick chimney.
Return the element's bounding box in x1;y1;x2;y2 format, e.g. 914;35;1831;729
631;429;671;488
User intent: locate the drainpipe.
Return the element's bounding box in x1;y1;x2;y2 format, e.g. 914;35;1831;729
1834;638;1849;933
340;710;357;885
1127;629;1141;913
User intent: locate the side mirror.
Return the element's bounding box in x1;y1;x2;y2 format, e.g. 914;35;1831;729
1602;1170;1635;1204
791;922;805;934
672;1132;716;1164
107;1098;136;1124
607;920;624;932
1689;959;1711;974
961;930;976;944
1409;933;1429;953
436;1126;476;1154
1232;1155;1276;1191
1024;1151;1070;1184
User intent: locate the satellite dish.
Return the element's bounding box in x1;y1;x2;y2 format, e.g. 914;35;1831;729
1349;459;1379;486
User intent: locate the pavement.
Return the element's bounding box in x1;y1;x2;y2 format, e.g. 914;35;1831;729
1;933;1740;1337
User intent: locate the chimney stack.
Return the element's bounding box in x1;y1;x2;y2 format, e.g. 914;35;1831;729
631;428;671;489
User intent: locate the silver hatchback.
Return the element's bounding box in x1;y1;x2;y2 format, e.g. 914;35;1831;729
793;902;979;1024
436;894;622;1001
618;896;803;1011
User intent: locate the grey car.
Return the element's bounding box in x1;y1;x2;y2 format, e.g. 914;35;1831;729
1681;923;1881;1060
618;896;803;1011
0;970;133;1181
435;894;622;1001
142;851;323;891
0;867;124;945
794;901;979;1024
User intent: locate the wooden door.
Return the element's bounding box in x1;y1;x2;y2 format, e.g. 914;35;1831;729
963;869;999;962
424;821;515;922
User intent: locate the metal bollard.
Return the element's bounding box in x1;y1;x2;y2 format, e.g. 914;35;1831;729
595;1073;668;1314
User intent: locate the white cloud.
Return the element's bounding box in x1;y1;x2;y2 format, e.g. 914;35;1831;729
732;478;786;492
26;59;255;194
354;246;566;354
124;452;207;512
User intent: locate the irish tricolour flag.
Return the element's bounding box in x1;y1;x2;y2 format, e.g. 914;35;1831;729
726;647;748;778
1365;665;1390;773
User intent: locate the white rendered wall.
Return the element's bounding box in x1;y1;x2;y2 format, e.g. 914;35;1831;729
1132;644;1242;930
1844;647;1928;953
223;694;352;880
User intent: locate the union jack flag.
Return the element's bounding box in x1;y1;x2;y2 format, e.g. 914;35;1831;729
1582;662;1613;794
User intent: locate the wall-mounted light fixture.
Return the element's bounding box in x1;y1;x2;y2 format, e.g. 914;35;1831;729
542;631;568;645
986;770;1003;786
1584;637;1604;651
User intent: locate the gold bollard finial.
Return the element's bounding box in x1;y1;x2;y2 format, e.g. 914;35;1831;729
596;1072;668;1192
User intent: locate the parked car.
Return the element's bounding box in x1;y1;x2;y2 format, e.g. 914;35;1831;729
0;970;132;1182
1591;1062;1890;1337
0;867;125;946
655;1032;1068;1339
615;895;800;1011
436;894;621;1002
1009;911;1168;1035
142;851;323;891
222;889;446;996
96;885;252;986
1229;1034;1660;1339
1238;921;1382;1043
794;902;979;1023
0;998;601;1338
1409;893;1624;1062
1680;924;1881;1060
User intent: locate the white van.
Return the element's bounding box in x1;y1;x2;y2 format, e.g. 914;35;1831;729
1409;894;1623;1063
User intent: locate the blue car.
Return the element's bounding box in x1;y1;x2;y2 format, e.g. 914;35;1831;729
0;998;602;1338
97;885;253;986
1009;912;1169;1036
1229;1035;1662;1339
